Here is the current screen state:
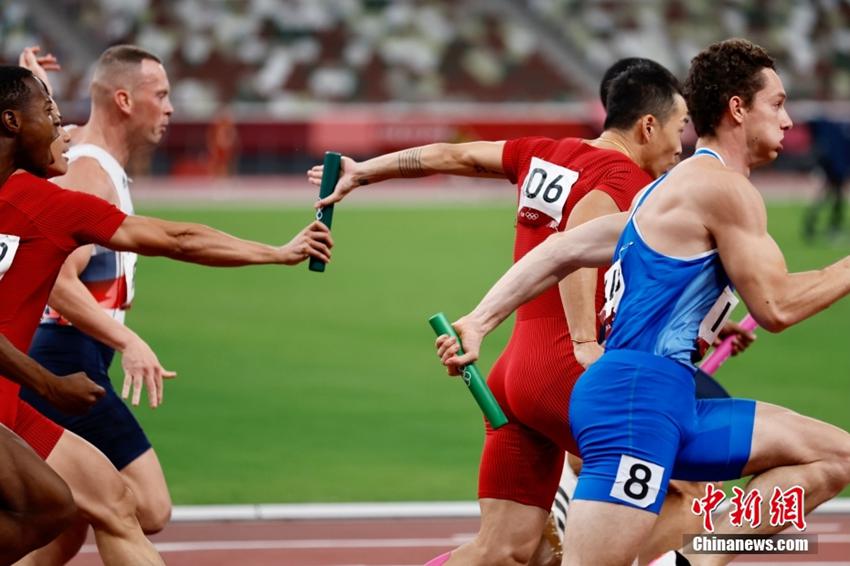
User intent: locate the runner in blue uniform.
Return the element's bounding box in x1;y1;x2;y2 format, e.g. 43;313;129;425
436;39;850;566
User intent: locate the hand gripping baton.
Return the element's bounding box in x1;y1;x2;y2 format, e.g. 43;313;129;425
428;313;508;429
309;151;341;272
700;314;758;374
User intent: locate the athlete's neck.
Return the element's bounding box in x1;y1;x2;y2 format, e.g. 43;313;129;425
590;131;639;164
74;109;133;167
695;135;750;177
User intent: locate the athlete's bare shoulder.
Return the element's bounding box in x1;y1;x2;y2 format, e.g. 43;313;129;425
680;158;767;233
675;156;760;212
52;156;118;204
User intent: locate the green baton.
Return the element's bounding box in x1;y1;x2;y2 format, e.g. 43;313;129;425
309;151;341;272
428;312;508;429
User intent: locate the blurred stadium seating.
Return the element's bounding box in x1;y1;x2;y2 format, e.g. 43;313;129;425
2;0;849;174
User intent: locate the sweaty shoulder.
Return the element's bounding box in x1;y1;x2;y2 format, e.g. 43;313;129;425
52;156;118;204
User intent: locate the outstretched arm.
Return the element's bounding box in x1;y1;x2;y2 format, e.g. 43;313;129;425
18;46;60;96
107;216;333;267
436;211;629;373
308;141;507;207
712;177;850;332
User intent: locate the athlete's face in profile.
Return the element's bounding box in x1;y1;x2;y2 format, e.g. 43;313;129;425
15;79;61;178
645;93;688;178
745;68;792;167
131;59;173;147
46;120;71;177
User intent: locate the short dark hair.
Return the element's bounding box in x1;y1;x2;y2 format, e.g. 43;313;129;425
600;57;655;108
603;60;682;131
0;66;37;112
683;38;775;137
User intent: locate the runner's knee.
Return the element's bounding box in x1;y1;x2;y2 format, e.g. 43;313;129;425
136;495;171;534
82;478;139;535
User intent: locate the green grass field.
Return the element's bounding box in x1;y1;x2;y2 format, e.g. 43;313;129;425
126;202;850;504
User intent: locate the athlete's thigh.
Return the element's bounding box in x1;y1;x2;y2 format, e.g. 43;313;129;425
570;352;692;514
479;420;564;510
742;401;850;476
672;397;756;481
0;424;71;512
45;430;133;521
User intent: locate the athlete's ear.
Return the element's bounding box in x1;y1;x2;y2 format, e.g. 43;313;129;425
114;89;132;116
0;109;22;135
640;114;657;142
728;95;746;125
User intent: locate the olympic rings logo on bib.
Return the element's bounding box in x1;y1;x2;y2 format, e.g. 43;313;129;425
517;157;579;229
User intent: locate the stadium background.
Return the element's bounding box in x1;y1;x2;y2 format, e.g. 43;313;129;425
2;0;849;507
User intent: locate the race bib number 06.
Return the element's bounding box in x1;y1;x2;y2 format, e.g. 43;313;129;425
517;157;579;228
0;234;21;282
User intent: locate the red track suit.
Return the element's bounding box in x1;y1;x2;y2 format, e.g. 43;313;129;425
0;173;126;458
478;137;652;508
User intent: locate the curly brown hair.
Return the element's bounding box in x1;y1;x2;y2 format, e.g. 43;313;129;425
683;39;775;137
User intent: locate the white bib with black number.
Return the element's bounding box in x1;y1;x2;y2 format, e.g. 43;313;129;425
698;285;739;347
518;157;579;228
610;454;664;508
601;259;625;321
0;234;21;282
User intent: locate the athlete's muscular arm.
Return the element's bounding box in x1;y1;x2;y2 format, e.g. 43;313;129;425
308;141;506;207
436;212;629;374
0;334;104;414
711;175;850;332
561;190;620;368
48;246;176;408
52;158;176;407
107;216;333;267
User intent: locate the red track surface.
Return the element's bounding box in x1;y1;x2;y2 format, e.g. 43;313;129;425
67;514;850;565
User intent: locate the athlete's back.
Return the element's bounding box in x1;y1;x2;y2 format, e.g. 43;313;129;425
604;149;739;367
503;136;651;323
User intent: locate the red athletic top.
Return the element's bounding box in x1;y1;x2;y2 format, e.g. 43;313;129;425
502;137;653;323
0;172;126;424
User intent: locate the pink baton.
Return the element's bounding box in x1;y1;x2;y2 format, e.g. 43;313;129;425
700;314;758;374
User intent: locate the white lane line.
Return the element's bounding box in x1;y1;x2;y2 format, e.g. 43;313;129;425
80;535;474;554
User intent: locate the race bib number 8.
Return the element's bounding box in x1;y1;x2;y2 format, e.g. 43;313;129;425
610;455;665;508
517;157;579;228
0;234;21;282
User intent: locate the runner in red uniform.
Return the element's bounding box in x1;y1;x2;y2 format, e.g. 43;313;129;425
308;60;688;565
0;65;332;566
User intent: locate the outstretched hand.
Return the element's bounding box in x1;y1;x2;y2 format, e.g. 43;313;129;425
308;155;362;209
120;334;177;408
279;220;334;265
18;46;60;96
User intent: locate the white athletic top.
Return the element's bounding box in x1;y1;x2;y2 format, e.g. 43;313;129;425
41;143;136;325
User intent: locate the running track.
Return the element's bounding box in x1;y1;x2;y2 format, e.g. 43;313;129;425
69;513;850;565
